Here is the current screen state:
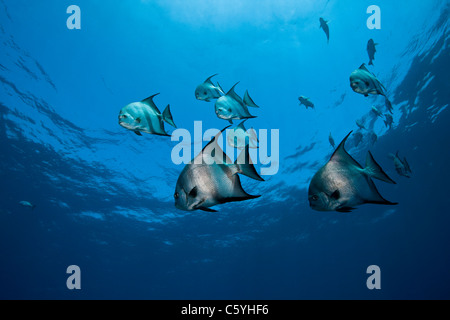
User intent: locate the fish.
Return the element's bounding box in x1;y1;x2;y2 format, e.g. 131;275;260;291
174;127;264;212
385;97;394;114
369;131;378;145
195;74;224;102
329;132;335;149
371;105;383;118
389;151;412;178
384;113;394;129
308;131;397;213
227;120;258;150
356;119;366;130
353;131;364;147
19;201;36;210
367;39;377;66
298;96;315;109
349;64;393;114
350;64;386;97
319;17;329;44
214;82;259;124
118;93;176;136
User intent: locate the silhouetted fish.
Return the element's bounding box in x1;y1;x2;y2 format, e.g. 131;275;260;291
118;94;176;136
308;132;397;212
367;39;378;66
195;74;224;102
174;127;264;212
319;18;330;44
214;82;259;124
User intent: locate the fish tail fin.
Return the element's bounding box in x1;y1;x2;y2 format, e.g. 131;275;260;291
243;90;259;108
162;104;177;128
369;60;373;66
365;151;396;184
234;145;264;181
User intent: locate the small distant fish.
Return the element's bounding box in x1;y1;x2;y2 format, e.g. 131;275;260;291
195;74;224;102
319;17;330;44
329;132;335;149
353;131;364;147
371;105;383;118
308;131;397;213
298;96;315;109
118;94;176;136
389;151;412;178
367;39;378;66
350;64;393;114
385;97;394;114
227;120;258;150
356;119;366;130
174;127;264;212
369;131;378;145
215;82;259;124
19;201;36;210
384;113;394;129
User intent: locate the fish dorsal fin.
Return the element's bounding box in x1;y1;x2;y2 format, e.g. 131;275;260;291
359;64;369;72
142;93;161;113
204;74;218;85
193;126;232;165
330;131;363;169
226;82;244;105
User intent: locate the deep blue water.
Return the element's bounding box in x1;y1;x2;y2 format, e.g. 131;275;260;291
0;0;449;300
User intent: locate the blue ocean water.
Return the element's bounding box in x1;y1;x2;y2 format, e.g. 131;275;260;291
0;0;449;300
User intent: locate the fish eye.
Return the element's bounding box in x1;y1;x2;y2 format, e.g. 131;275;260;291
311;195;319;201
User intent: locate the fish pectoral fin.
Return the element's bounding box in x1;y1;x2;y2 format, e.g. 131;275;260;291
134;130;142;136
135;117;141;124
192;198;218;212
330;190;340;200
188;186;198;198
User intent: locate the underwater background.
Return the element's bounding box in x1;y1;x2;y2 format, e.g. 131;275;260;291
0;0;449;300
